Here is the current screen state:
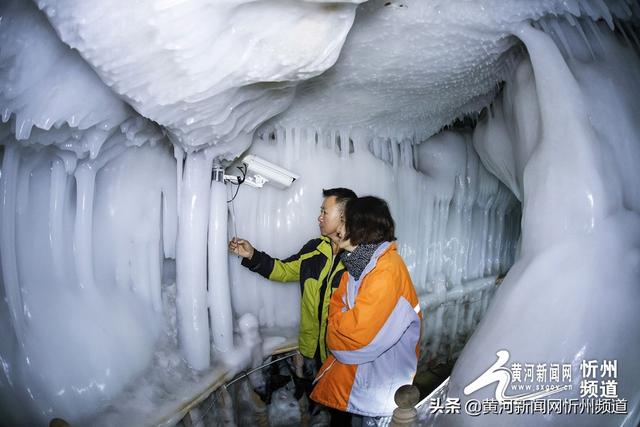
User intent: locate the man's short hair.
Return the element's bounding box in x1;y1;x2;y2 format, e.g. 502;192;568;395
343;196;396;245
322;188;357;206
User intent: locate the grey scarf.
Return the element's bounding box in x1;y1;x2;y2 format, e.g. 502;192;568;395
341;243;383;281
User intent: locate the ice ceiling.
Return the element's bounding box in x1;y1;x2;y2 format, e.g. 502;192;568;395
1;0;639;425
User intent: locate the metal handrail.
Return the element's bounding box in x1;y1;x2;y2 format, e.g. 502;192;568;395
153;341;298;427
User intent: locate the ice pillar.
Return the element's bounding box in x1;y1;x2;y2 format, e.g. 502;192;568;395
176;151;212;370
208;173;233;354
0;144;24;337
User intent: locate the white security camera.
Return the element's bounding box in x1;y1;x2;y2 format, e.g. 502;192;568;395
224;154;299;189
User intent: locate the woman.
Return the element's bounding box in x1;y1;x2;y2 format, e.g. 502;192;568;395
310;196;422;426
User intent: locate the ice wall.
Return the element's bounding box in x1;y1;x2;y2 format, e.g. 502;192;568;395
0;122;519;424
0;1;178;423
437;20;640;426
229;126;520;364
0;138;176;425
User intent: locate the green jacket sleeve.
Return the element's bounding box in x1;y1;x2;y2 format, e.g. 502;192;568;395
240;239;321;283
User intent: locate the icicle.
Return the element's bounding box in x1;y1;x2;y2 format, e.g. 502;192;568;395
276;126;285;147
563;0;581;17
16;151;45;215
622;21;640;51
74;142;127;290
538;19;571;59
574;19;597;60
0;144;25;337
549;18;575;60
285;127;294;165
399;140;408;167
56;149;78;174
174;144;184;220
580;0;598;21
162;186;178;259
73;164;96;290
407;139;414;168
14;116;34;140
84;127;110;160
49;157;69;287
371;137;379;159
615;18;634;48
585;17;607;55
331;129;339;155
594;0;615;30
293;127;301;161
391;139;399;168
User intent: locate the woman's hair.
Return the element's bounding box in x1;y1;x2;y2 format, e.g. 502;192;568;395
343;196;396;245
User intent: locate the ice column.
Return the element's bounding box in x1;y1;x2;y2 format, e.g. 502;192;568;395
74;141;128;289
176;151;213;370
0;144;24;337
48;158;70;287
208;172;233;354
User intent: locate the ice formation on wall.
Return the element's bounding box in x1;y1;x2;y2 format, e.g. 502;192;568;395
0;1;176;423
230;127;520;364
0;139;176;423
0;0;639;425
434;18;640;427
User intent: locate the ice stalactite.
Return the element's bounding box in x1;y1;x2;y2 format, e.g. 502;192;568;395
437;19;640;427
74;141;130;290
0;0;131;156
0;144;24;338
49;157;71;287
228;125;520;366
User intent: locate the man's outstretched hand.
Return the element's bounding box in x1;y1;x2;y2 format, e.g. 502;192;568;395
229;237;255;260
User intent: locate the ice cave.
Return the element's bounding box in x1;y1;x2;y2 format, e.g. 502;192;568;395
0;0;639;426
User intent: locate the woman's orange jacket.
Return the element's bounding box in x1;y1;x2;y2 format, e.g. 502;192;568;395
310;242;422;417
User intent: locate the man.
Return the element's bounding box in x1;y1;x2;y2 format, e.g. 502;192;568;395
228;187;357;374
